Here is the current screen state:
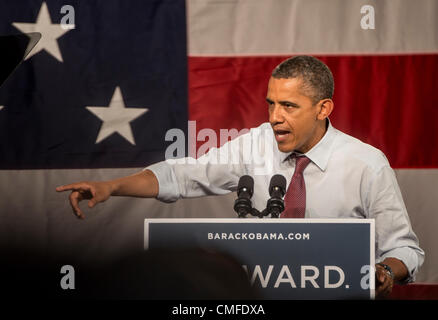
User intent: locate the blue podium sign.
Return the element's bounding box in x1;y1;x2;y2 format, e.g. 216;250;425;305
144;219;375;300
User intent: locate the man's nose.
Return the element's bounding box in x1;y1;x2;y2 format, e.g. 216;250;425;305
269;104;284;124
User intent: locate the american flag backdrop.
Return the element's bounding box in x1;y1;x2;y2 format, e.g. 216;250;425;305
0;0;437;296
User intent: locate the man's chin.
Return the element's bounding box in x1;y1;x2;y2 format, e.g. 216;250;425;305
276;142;295;153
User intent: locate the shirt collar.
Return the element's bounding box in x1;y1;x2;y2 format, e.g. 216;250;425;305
280;119;337;172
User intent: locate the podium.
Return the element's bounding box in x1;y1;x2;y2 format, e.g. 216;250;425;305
144;218;375;300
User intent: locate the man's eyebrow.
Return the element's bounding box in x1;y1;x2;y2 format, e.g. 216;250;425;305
279;100;300;107
266;98;300;108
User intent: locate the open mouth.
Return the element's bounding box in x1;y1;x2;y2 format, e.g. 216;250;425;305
274;129;291;142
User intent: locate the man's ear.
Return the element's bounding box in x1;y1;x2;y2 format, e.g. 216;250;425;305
317;99;334;120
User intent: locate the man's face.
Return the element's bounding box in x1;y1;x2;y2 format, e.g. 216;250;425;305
267;77;321;153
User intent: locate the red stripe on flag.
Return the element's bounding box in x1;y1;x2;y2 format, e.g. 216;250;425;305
188;55;438;168
390;284;438;300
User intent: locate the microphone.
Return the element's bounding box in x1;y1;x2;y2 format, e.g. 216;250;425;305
265;174;287;218
234;175;254;218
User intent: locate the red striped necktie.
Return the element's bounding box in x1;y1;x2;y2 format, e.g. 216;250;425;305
281;155;311;218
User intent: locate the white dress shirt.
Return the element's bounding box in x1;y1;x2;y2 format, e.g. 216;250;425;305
146;120;425;281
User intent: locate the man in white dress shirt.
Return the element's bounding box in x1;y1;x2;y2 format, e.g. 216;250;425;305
57;55;424;298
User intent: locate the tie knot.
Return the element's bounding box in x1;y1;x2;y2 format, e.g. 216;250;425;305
294;155;311;174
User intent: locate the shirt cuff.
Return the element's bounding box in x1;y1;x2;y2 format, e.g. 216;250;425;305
144;161;180;203
377;247;419;283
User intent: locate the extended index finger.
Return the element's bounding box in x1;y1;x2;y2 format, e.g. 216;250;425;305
56;182;89;192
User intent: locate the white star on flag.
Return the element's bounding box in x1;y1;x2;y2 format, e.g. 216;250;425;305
12;2;73;62
86;87;149;145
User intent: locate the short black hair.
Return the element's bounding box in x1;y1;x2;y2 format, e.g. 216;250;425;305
271;55;334;104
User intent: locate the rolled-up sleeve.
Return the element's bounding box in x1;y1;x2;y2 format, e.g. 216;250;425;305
367;165;425;282
144;160;181;203
144;133;251;203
